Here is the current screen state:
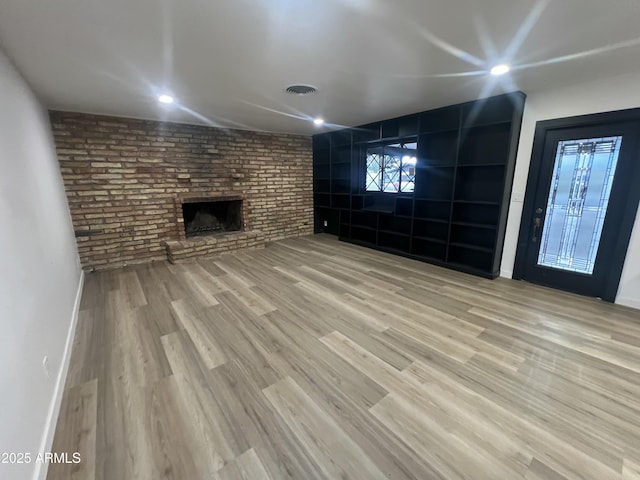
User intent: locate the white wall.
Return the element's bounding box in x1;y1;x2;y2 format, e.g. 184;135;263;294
501;72;640;309
0;49;83;479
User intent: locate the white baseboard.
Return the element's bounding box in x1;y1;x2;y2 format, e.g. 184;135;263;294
33;270;85;480
500;269;513;279
616;295;640;310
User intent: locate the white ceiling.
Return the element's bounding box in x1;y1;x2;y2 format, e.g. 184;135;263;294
0;0;639;135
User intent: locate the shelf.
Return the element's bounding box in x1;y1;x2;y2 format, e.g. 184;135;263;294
379;229;410;237
414;200;452;223
418;130;458;167
418;126;460;135
461;119;512;129
377;231;411;253
414;201;452;212
454;200;500;206
446;262;496;279
454;165;505;203
330;131;352;146
314;164;331;179
452;221;497;230
339;210;351;226
447;244;494;273
416;164;455;169
411;238;447;261
452;202;500;226
414;198;451;202
315;208;340;235
351;228;377;245
351;211;378;224
413;235;447;244
313;144;330;164
349;238;376;248
314;193;331;207
339;226;350;238
332;178;350;192
379;215;411;235
351;225;376;231
377;244;411;256
461;94;522;129
380;115;418;139
419;106;460;134
395;197;413;217
353;123;380;143
413;216;449;223
413;218;448;243
362;207;393;214
414;166;454;199
457;162;506;168
450;222;496;251
449;242;493;253
381;120;400;140
331;194;349;209
345;238;496;279
331;163;351;179
313;135;331;150
417;165;456;170
458;124;511;166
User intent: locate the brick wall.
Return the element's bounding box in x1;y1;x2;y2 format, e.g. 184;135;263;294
50;111;313;270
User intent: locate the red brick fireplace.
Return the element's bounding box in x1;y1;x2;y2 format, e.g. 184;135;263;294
50;111;313;270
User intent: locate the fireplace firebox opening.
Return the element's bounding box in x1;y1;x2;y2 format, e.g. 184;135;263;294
182;200;242;238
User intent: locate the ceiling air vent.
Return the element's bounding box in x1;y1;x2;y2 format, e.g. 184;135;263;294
286;85;317;95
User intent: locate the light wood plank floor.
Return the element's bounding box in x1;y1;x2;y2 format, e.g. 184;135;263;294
49;234;640;480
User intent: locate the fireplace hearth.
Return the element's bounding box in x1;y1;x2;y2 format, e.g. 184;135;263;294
166;194;264;262
182;199;242;238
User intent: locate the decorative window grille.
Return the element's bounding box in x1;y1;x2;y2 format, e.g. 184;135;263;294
366;142;416;193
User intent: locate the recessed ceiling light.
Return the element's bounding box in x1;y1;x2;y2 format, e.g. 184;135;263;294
490;64;510;76
313;118;325;126
158;94;174;104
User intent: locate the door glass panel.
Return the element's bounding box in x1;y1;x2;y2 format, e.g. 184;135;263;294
537;136;622;274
